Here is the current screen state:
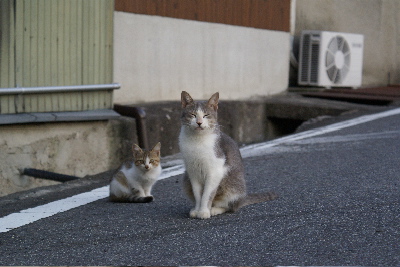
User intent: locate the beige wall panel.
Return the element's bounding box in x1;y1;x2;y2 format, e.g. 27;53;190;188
113;12;290;104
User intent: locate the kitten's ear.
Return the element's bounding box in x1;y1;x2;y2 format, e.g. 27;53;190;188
181;91;194;108
151;142;161;156
132;144;143;155
208;92;219;111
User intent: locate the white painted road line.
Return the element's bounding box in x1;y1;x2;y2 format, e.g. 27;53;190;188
0;186;109;233
1;107;400;233
240;107;400;158
159;164;185;180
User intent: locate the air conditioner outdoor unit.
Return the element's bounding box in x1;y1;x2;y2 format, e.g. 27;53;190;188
298;30;364;88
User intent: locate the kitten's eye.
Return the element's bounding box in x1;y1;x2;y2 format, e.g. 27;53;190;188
203;114;210;118
149;159;154;163
190;113;196;118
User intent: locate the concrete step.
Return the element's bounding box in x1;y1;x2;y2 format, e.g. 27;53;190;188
114;93;382;157
296;85;400;106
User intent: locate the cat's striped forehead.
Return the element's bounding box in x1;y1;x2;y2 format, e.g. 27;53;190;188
184;101;215;114
134;150;159;160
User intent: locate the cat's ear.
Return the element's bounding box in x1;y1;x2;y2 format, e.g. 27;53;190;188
132;144;143;155
208;92;219;111
181;91;194;108
151;142;161;156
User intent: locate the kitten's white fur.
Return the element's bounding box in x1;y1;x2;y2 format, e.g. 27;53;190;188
109;158;161;199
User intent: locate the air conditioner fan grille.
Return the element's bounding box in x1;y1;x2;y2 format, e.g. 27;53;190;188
325;36;351;84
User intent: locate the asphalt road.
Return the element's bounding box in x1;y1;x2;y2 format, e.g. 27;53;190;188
0;108;399;266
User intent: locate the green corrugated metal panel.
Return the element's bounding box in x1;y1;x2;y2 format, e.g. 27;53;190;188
0;91;114;114
14;0;114;87
14;0;24;88
0;0;15;88
0;0;114;115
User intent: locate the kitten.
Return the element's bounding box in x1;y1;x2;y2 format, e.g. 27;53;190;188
179;91;277;219
109;142;162;203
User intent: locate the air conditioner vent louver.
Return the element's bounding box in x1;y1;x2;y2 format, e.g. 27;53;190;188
298;31;364;88
300;34;310;83
310;43;320;83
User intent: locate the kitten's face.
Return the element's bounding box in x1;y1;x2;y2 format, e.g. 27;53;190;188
181;92;219;133
133;143;161;171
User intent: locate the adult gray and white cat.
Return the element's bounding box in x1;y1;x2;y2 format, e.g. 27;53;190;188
179;91;277;219
109;142;162;203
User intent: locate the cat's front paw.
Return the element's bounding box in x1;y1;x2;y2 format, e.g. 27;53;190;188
196;209;211;219
189;208;211;219
189;208;199;218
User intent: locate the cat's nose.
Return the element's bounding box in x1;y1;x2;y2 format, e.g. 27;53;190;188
145;165;149;169
197;121;202;126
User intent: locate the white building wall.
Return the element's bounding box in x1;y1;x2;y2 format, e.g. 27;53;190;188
113;12;290;104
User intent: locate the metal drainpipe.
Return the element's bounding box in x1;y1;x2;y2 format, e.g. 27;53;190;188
0;83;121;95
113;104;149;150
22;168;80;182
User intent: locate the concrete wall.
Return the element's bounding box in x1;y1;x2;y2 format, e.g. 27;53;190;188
113;12;290;104
293;0;400;86
0;118;137;196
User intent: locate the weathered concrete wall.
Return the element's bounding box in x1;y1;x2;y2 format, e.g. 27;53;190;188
294;0;400;86
132;100;270;157
113;12;290;104
0;118;137;196
133;93;378;156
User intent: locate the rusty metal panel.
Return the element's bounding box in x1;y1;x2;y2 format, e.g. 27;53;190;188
115;0;290;32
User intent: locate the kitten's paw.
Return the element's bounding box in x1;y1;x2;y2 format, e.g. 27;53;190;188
196;209;211;219
211;207;227;216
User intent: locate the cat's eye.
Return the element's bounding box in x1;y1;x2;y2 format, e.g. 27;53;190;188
149;159;154;163
190;113;196;118
203;114;210;118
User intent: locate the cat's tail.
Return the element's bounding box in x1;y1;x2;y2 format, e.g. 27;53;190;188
109;195;154;203
239;192;278;208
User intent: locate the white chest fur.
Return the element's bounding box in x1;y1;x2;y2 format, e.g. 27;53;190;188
179;128;227;184
121;164;161;183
